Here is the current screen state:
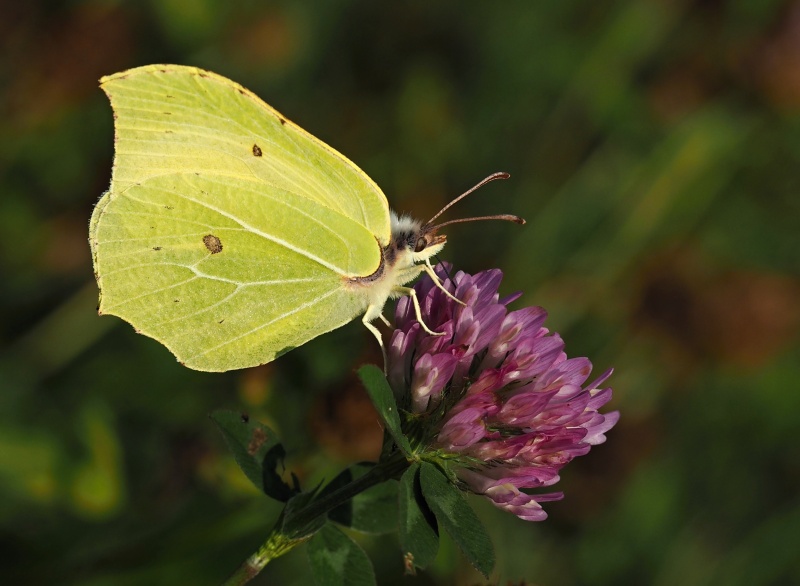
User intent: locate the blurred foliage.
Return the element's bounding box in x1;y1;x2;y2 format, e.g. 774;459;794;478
1;0;799;584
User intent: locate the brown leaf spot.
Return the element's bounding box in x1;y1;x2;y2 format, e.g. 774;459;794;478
278;117;286;125
247;427;268;455
252;143;262;157
152;246;162;251
203;234;223;254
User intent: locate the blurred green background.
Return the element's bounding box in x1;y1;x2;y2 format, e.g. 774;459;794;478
2;0;799;584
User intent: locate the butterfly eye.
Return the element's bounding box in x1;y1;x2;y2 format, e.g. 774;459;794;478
414;236;427;253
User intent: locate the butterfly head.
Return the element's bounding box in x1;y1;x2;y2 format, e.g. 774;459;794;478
389;212;447;264
386;173;524;270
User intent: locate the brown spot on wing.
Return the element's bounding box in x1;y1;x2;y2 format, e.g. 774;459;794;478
203;234;223;254
252;144;262;156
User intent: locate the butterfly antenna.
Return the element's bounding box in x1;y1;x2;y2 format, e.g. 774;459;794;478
426;172;515;226
432;214;525;230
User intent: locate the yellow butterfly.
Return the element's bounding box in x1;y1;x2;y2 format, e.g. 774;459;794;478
90;65;522;371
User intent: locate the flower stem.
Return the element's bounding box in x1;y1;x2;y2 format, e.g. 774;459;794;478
222;529;294;586
289;453;409;528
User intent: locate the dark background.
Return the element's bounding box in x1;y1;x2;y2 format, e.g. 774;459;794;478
2;1;799;584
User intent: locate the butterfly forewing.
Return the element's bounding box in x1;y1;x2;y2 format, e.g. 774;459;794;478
102;65;390;244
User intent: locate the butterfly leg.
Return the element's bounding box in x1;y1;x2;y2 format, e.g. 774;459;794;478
423;260;465;306
393;286;446;337
362;304;388;369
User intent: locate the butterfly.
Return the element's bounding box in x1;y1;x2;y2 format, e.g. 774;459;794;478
89;65;522;371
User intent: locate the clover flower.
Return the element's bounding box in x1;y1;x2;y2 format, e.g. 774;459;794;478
387;265;619;521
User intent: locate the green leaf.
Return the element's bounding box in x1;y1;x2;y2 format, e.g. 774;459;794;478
398;463;439;572
210;410;297;501
357;365;412;455
327;464;399;534
307;523;376;586
419;462;495;578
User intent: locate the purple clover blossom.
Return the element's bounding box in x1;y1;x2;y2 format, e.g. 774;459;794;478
387;265;619;522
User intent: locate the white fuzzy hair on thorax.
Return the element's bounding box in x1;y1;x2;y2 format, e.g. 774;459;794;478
390;211;422;235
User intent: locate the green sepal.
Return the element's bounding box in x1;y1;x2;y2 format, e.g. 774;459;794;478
398;462;439;572
307;522;376;586
357;365;412;455
419;462;495;578
326;463;399;534
210;410;298;501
